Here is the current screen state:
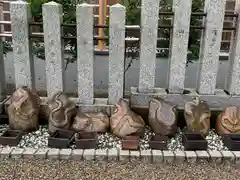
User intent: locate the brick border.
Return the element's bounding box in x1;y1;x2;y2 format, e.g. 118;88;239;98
1;147;240;164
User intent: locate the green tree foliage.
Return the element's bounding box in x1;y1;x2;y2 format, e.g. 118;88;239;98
188;0;204;60
121;0;141;25
108;0;204;60
4;0;204;65
158;0;204;60
117;0;204;69
28;0;83;68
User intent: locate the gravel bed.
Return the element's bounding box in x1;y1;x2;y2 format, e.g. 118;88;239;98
0;124;229;151
1;159;240;180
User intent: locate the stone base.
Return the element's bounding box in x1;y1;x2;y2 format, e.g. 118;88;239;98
70;97;115;116
4;97;131;116
5;87;240;113
130;87;240;111
4;88;240;113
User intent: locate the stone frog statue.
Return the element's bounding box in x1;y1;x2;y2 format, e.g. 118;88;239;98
148;98;177;136
216;106;240;134
8;86;41;132
72;111;110;133
184;97;211;136
48;91;77;134
110;98;145;138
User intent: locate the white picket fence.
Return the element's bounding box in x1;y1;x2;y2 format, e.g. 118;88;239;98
0;0;240;113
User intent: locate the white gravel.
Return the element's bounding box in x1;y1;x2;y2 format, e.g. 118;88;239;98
206;130;229;151
0;124;229;151
18;126;49;149
167;129;229;151
167;129;184;151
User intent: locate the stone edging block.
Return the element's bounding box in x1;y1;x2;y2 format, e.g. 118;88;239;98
1;147;240;164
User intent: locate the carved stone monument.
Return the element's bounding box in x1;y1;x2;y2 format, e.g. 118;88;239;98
184;97;211;136
216;106;240;134
72;111;110;133
48;91;77;134
110;98;145;137
148;98;177;136
8;86;41;132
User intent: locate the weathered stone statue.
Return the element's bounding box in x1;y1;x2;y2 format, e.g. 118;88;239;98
216;106;240;134
48;91;77;134
72;111;110;133
110;98;145;137
184;97;211;136
8;86;41;132
148;98;177;136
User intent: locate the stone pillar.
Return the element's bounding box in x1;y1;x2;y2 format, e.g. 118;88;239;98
108;4;125;104
197;0;226;94
225;3;240;95
138;0;160;93
76;3;94;104
43;2;64;97
168;0;192;93
0;0;6;113
10;1;35;90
